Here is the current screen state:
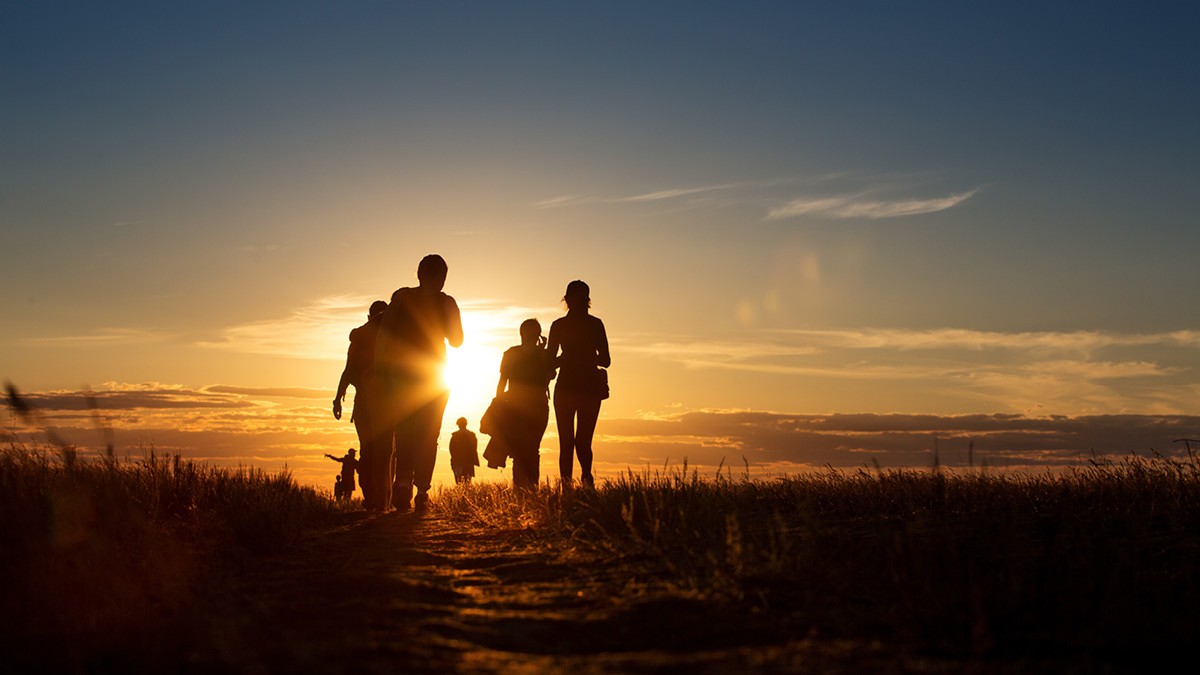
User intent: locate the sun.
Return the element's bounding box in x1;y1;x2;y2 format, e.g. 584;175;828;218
440;313;511;432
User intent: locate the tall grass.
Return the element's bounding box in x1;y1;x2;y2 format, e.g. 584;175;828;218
0;441;341;651
435;454;1200;659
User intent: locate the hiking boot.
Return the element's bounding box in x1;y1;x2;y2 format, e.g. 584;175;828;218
414;492;430;513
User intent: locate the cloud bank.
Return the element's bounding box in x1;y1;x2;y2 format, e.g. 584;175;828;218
8;383;1199;490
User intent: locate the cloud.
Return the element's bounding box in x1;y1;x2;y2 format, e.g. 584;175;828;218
623;184;737;202
196;294;376;360
20;328;172;347
625;327;1200;366
599;410;1200;470
533;174;981;224
767;189;979;220
10;382;1200;489
535;184;736;209
622;326;1200;414
204;385;330;399
13;385;256;411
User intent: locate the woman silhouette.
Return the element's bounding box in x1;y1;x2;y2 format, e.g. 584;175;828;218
496;318;555;489
548;280;610;487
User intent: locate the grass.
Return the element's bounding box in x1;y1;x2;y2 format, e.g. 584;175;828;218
434;455;1200;664
0;440;343;655
6;394;1200;669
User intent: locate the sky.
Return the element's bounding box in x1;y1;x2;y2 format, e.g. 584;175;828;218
3;1;1199;489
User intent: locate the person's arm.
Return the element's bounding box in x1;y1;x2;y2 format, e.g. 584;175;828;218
445;296;463;349
547;322;562;368
596;318;611;368
333;367;351;419
539;336;555;383
496;350;509;398
333;339;354;420
325;454;338;462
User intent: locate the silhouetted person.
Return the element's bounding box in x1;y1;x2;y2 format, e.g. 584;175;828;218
497;318;555;490
334;474;346;500
449;417;479;484
334;300;388;511
325;448;359;500
549;280;609;487
376;254;463;512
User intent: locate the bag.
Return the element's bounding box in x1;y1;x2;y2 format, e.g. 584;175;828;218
482;435;508;469
480;396;504;436
596;368;609;400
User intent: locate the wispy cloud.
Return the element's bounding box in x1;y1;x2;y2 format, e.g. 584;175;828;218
534;174;982;223
196;294;375;360
622;326;1200;415
20;328;172;347
623;184;738;202
204;385;330;399
535;184;736;209
767;189;979;220
197;295;564;361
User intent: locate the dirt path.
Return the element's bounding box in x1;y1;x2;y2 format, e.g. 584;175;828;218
176;511;951;674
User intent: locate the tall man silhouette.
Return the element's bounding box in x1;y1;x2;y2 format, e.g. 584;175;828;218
375;254;463;512
333;300;388;511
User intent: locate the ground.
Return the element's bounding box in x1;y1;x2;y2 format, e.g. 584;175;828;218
163;511;972;674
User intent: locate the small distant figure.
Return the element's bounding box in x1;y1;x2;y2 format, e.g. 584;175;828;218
496;318;555;490
449;417;479;484
333;474;346;500
548;280;610;488
325;448;359;500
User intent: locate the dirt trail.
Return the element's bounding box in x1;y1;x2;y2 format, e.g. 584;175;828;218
177;511;943;674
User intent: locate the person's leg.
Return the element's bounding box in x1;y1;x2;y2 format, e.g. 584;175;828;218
412;391;449;502
353;400;375;508
511;452;527;489
366;386;396;511
554;388;578;482
391;416;413;510
575;397;602;486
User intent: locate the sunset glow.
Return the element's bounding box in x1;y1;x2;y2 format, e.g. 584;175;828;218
3;3;1199;491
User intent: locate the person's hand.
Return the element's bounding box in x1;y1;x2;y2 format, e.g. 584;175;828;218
332;398;342;420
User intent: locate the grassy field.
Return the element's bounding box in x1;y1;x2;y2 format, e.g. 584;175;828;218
436;456;1200;667
4;440;1199;671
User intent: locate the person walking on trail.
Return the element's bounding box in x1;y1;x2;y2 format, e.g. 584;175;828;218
333;300;388;511
449;417;479;484
325;448;360;500
548;280;610;488
495;318;555;490
375;254;463;512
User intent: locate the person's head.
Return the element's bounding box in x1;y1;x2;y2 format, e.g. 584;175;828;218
563;280;590;312
520;318;542;346
348;448;357;457
368;300;388;321
456;416;467;429
417;254;448;291
336;474;343;482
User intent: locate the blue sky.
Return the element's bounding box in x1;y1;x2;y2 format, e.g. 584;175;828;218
3;2;1199;484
